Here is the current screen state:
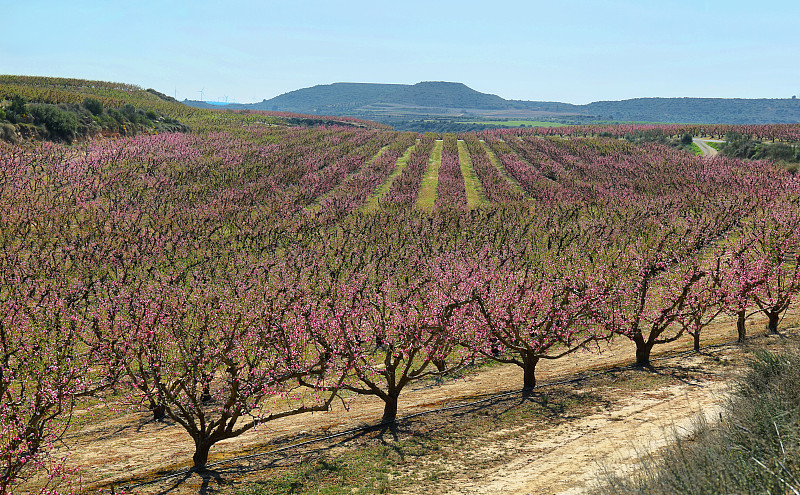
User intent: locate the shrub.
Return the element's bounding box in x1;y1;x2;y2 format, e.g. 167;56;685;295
8;95;27;116
107;108;125;124
121;103;137;118
721;132;759;159
27;104;78;142
83;97;104;116
4;95;28;123
755;143;796;162
0;123;18;143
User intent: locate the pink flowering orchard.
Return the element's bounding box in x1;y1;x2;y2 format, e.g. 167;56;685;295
1;118;799;489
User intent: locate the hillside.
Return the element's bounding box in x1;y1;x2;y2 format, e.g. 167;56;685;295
0;75;214;142
185;81;800;129
0;75;390;142
585;96;800;124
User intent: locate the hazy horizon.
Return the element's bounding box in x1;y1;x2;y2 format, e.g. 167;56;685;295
184;80;800;106
5;0;799;105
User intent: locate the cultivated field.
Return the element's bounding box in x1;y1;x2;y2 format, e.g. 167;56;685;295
2;78;800;494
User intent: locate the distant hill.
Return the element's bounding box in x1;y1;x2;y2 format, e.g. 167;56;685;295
584;97;800;124
233;82;511;113
184;81;800;127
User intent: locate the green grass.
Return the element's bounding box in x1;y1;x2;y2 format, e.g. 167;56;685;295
479;140;527;197
456;120;568;128
706;141;724;151
415;139;443;212
243;448;395;494
690;142;703;155
362;142;417;212
308;144;390;213
457;140;486;207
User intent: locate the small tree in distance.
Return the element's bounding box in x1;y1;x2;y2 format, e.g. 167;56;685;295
82;97;103;116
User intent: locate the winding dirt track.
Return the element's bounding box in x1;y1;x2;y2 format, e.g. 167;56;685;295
693;138;721;157
63;310;794;494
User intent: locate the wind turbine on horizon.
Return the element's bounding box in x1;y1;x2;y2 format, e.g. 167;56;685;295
198;88;205;102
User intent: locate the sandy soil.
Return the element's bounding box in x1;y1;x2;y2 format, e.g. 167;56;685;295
56;309;796;494
438;365;726;495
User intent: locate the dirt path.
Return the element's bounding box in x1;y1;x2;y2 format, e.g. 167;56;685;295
693;138;720;157
440;366;726;495
64;310;794;493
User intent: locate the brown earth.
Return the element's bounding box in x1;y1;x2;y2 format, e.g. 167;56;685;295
434;365;727;495
50;309;799;494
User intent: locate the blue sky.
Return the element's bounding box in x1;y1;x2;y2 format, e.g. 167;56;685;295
3;0;799;104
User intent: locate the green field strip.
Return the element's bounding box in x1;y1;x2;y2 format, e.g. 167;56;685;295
362;141;417;212
455;120;568;128
306;144;392;213
479;140;527;197
415;139;444;212
457;140;487;207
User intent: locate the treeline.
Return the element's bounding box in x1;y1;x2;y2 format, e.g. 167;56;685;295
377;117;502;133
586;97;800;125
599;128;696;153
489;123;800;142
720;131;800;166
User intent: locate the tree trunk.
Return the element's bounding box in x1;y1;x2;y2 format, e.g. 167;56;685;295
521;353;539;396
381;394;399;424
630;330;654;365
201;383;212;403
433;359;446;373
737;310;747;343
693;331;701;352
490;338;501;357
767;311;781;334
192;439;211;471
635;340;654;366
151;403;166;421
